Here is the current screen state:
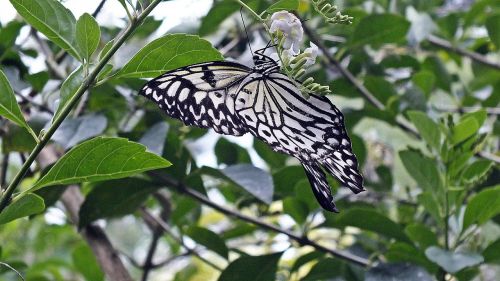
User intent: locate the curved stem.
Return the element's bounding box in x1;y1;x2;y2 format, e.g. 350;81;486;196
0;0;163;213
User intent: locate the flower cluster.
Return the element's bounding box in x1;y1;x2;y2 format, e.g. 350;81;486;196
269;11;330;97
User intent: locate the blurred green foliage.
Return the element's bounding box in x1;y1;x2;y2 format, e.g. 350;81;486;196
0;0;499;280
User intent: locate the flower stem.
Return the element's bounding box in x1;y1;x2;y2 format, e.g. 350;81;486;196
0;0;163;213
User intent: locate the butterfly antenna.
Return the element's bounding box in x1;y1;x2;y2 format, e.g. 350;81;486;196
240;7;254;56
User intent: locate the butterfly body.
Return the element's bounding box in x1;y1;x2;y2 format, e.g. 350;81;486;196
140;55;364;212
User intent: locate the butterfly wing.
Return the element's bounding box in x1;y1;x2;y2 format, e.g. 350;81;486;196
139;61;253;135
235;72;364;210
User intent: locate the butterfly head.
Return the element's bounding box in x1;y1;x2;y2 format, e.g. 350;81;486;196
252;54;279;74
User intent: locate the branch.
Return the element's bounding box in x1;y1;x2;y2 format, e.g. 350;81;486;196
141;208;223;271
61;186;133;281
428;35;500;71
0;0;163;212
149;171;370;268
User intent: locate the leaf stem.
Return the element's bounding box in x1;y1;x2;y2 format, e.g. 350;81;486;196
234;0;262;21
0;0;163;213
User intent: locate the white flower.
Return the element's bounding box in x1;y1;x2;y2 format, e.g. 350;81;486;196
269;11;303;54
302;42;318;67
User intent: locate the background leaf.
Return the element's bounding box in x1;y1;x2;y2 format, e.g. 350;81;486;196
0;69;36;139
0;194;44;225
350;14;410;47
9;0;81;60
425;246;484;273
463;185;500;229
217;252;282;281
185;226;229;259
75;13;100;61
32;137;171;190
117;34;223;78
366;263;433;281
71;243;104;281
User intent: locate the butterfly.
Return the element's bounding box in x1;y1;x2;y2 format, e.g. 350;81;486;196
139;46;365;212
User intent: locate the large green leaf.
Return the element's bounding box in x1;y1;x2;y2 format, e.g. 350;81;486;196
350;14;410;47
185;226;229;259
399;149;442;193
78;178;160;227
425;246;483;273
116;34;223;78
452;117;479;144
218;252;282;281
404;223;438;250
75;13;100;61
483;238;500;264
0;69;36;139
463;185;500;229
407;111;441;150
0;194;45;225
198;0;239;36
9;0;81;60
32;137;171;190
337;208;411;243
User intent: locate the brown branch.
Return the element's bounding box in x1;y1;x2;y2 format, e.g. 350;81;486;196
149;171;370;268
428;35;500;70
141;208;223;271
61;186;133;281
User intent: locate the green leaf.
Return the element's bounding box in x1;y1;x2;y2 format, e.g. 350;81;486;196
265;0;299;13
452;117;479;144
363;76;397;105
72;243;104;281
301;258;343;281
25;71;49;92
0;69;37;139
32;137;171;190
461;160;493;184
52;113;108;150
201;164;274;204
483;238;500;264
350;14;410;48
417;192;443;224
462;109;487;128
290;251;324;273
412;71;435;97
9;0;81;60
282;197;309;224
199;0;239;36
425;246;484;273
404;223;438;250
486;14;500;48
337;208;411;243
215;138;251;165
75;13;100;61
78;178;159;227
117;34;223;78
1;122;37;152
185;226;228;259
99;39;114;61
399;150;442;193
217;252;282;281
386;242;437;273
407;111;441;150
366;263;433;281
0;193;45;225
463;185;500;229
422;56;451;91
54;66;84;120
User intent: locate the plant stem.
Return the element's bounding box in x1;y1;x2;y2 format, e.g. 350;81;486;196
234;0;262;21
0;0;163;213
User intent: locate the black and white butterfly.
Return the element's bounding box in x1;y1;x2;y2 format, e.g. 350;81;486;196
139;47;364;212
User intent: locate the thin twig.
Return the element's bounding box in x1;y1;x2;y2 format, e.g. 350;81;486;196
428;35;500;71
0;262;25;281
148;171;370;268
141;208;223;271
0;153;9;189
